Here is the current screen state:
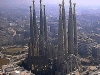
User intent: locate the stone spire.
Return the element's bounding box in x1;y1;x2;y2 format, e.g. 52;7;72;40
73;3;78;56
28;6;33;69
68;0;74;54
58;4;64;69
43;5;47;43
30;6;32;41
32;0;36;36
32;0;39;56
62;0;67;52
39;0;44;56
40;0;44;36
29;6;34;56
69;0;72;8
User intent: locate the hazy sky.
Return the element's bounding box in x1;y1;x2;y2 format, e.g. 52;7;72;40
41;0;100;6
0;0;100;6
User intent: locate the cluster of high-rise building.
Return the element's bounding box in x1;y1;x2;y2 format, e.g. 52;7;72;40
27;0;81;75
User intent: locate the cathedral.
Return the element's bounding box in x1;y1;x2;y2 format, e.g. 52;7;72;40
27;0;81;75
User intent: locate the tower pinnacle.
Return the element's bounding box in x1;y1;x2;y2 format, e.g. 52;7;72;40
73;3;76;14
30;6;32;12
33;0;35;4
69;0;72;8
40;0;42;4
59;4;62;11
62;0;64;6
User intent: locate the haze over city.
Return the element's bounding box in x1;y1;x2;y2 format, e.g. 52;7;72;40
0;0;100;6
1;0;100;75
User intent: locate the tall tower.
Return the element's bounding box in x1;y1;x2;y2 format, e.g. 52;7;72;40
29;5;34;57
28;6;33;69
32;0;39;56
68;0;74;54
43;5;48;60
73;3;78;56
62;0;67;52
40;0;44;36
58;4;64;70
39;0;44;56
43;5;47;43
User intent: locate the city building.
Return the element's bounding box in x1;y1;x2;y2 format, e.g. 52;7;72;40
27;0;81;75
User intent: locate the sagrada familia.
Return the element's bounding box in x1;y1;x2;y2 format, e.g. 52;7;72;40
27;0;81;75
